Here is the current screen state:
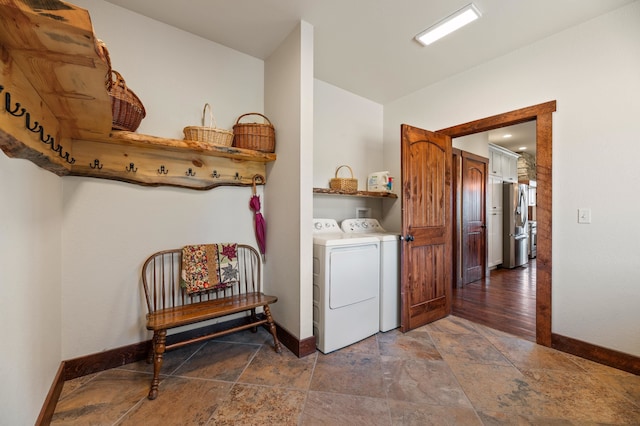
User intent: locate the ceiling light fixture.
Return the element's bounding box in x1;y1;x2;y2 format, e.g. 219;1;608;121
415;3;482;46
503;134;513;138
519;146;527;151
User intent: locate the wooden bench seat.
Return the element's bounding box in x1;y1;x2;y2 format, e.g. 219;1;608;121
146;293;278;330
141;244;282;400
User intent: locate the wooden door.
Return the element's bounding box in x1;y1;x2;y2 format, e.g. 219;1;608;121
461;153;487;284
400;124;452;332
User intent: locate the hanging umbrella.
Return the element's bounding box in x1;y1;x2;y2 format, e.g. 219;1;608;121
250;174;266;261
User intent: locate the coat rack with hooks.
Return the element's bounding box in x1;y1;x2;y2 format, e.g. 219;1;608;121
1;85;75;166
67;137;271;190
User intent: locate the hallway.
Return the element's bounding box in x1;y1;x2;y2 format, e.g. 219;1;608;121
453;260;536;342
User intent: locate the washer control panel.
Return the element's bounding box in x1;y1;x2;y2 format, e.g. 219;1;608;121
313;218;342;233
341;218;386;233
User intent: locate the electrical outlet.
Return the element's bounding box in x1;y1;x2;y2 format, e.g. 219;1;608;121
578;208;591;224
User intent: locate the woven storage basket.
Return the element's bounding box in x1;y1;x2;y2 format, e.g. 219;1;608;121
108;70;146;132
232;113;275;153
330;165;358;193
183;103;233;147
95;38;111;89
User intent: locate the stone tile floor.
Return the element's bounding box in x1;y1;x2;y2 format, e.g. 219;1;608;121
52;316;640;425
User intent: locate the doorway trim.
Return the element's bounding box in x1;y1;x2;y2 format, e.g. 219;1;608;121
437;100;556;346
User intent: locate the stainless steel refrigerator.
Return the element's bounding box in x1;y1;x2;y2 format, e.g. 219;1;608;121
502;182;529;268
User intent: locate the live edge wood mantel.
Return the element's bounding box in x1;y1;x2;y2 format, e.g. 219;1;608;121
0;0;275;190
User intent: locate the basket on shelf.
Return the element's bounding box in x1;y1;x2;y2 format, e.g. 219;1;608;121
329;165;358;193
183;103;234;147
108;70;146;132
232;113;275;152
95;38;111;89
96;38;146;132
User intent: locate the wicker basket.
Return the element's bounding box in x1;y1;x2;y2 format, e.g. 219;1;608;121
329;165;358;193
183;103;234;147
232;113;275;153
95;38;111;89
108;70;146;132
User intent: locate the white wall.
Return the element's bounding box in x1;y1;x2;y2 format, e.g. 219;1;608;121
314;80;384;191
63;0;266;358
73;2;261;138
384;1;640;356
0;155;62;425
453;132;490;158
313;80;387;223
264;21;315;340
61;180;261;356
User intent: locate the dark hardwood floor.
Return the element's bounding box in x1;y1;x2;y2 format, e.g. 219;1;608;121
453;259;536;342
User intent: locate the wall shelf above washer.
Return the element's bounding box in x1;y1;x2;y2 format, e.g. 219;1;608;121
313;188;398;199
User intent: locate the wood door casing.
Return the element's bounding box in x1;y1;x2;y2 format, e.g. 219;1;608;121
461;153;488;284
400;124;452;331
452;148;462;288
437;100;556;346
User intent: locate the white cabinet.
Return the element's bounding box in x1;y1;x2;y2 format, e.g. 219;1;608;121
489;175;503;211
501;153;518;182
489;144;519;183
488;211;503;267
487;175;503;268
489;149;502;176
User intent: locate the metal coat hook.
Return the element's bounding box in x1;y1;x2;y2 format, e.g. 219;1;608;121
89;159;103;169
126;162;137;173
39;128;53;145
157;165;169;175
211;170;220;178
60;151;75;164
2;87;74;164
5;92;26;117
185;168;196;177
25;113;41;132
252;174;265;196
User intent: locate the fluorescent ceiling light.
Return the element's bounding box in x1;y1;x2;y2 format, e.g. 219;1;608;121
415;3;482;46
503;134;512;138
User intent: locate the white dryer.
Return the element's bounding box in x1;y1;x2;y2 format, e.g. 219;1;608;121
313;218;380;353
342;218;400;332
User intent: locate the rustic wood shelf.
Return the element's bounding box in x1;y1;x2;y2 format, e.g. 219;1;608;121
69;132;275;189
0;0;274;190
313;188;398;199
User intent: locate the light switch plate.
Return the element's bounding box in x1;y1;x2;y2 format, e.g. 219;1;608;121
578;208;591;224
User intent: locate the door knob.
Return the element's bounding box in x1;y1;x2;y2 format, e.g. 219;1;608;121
403;234;415;242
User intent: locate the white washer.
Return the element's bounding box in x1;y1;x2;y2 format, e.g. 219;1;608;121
313;218;380;353
341;218;400;332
